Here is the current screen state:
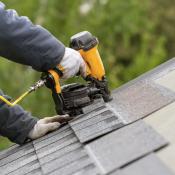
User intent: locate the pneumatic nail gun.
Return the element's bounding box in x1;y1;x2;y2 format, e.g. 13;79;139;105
0;31;112;116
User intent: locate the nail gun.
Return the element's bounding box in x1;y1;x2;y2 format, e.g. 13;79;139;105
0;31;112;116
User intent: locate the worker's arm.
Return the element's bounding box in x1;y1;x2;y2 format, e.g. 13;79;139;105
0;90;38;144
0;2;65;72
0;90;72;144
0;2;86;77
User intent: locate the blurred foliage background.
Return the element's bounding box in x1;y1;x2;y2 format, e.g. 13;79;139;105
0;0;175;149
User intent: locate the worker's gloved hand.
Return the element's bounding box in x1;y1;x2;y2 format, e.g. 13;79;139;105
28;115;72;140
58;47;86;79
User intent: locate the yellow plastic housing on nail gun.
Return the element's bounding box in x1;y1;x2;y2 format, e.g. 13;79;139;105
70;31;106;81
79;46;105;81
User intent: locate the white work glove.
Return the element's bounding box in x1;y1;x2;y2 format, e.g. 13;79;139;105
28;115;72;140
59;47;86;79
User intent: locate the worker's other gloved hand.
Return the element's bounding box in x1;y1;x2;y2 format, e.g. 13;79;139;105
58;47;86;79
28;115;72;140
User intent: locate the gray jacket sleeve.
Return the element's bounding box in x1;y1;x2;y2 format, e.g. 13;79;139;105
0;2;65;71
0;90;38;145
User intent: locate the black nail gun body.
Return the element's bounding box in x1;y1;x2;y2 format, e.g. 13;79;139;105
42;31;112;116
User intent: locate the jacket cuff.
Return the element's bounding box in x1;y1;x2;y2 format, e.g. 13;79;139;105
0;104;39;145
16;116;38;145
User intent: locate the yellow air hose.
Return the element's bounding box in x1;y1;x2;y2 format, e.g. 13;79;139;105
0;79;45;106
0;91;31;106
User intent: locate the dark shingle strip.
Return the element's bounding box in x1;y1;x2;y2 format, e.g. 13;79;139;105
0;143;34;167
77;120;124;143
70;105;107;125
39;142;81;165
36;133;78;159
72;164;99;175
0;144;18;158
70;110;116;130
70;104;124;143
25;168;43;175
34;127;73;150
33;123;100;174
42;149;87;174
0;151;38;175
82;98;105;114
49;156;94;175
0;143;32;161
7;160;40;175
33;125;70;144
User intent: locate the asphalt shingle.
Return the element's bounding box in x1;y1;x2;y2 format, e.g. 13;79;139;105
35;126;100;174
0;142;34;167
0;151;38;175
42;149;87;174
25;169;43;175
110;154;174;175
70;104;124;143
36;133;78;159
33;124;70;145
34;126;73;150
49;156;95;175
0;143;30;161
39;142;82;165
85;120;168;174
72;164;99;175
7;160;41;175
109;81;175;123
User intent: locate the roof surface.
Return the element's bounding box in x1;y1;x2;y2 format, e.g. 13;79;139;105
1;58;175;175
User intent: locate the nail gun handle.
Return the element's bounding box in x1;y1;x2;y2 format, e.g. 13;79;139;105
70;31;105;81
42;69;66;115
79;46;105;80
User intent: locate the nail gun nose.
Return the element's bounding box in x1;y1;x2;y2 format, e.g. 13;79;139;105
87;87;101;98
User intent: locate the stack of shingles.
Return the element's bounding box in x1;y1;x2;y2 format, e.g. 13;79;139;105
0;143;41;175
0;58;175;175
0;124;99;175
79;58;175;175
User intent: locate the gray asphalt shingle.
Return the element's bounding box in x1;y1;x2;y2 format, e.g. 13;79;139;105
85;120;168;174
42;149;88;174
36;134;78;159
7;161;41;175
39;142;82;165
70;104;124;143
33;124;70;144
110;154;174;175
49;156;95;175
33;126;73;150
0;142;34;167
25;169;43;175
109;81;175;123
0;143;30;161
0;152;38;175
